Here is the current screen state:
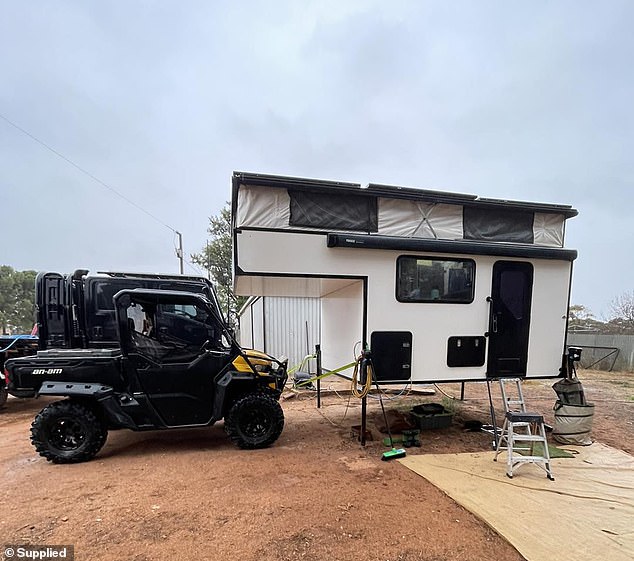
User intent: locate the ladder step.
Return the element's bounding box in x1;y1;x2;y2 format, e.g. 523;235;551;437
512;435;547;442
492;378;554;479
512;456;550;463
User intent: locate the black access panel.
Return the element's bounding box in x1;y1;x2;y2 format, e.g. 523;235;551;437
370;331;413;382
446;336;486;367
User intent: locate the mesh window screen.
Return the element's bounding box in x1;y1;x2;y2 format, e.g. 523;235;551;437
289;190;378;231
463;207;534;243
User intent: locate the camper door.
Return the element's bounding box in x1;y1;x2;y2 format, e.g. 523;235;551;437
487;261;533;377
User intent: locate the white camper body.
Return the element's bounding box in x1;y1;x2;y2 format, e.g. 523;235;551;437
232;173;578;383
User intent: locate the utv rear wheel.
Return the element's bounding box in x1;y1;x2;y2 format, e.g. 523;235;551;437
225;393;284;449
31;400;108;464
0;386;7;408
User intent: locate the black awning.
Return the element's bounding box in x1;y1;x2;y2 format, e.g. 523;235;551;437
327;233;578;261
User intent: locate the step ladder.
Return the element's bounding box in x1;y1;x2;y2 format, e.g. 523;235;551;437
492;378;554;480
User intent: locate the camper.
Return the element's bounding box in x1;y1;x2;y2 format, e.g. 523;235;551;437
232;172;578;384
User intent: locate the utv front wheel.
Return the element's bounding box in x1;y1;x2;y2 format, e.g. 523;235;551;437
225;393;284;449
31;400;108;463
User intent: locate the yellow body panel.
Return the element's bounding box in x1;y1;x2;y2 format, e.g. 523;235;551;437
232;349;273;372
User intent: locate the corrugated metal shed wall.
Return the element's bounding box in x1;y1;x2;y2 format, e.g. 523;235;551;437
263;297;321;370
238;299;254;348
237;297;265;350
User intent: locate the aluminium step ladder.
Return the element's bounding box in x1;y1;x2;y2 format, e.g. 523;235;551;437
492;378;554;480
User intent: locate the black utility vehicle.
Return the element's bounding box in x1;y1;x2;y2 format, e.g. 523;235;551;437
3;269;221;400
35;269;219;353
5;285;288;463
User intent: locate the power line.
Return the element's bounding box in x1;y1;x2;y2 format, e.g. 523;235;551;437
0;112;176;234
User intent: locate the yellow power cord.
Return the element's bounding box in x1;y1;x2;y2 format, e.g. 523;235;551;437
351;354;373;398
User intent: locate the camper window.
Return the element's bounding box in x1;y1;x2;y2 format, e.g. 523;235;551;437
396;256;475;303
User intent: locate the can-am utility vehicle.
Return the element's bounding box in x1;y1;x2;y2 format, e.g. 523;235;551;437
4;288;287;463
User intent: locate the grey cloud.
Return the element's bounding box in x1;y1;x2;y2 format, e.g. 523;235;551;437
1;1;632;315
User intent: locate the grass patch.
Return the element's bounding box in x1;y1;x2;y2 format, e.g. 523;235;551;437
516;443;575;459
604;379;634;388
441;396;460;414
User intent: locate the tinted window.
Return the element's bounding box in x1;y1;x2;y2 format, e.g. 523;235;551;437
95;281;130;310
397;256;475;303
127;300;222;363
92;279;209;311
500;270;528;319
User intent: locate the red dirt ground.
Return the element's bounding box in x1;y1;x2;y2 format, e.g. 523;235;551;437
0;368;631;561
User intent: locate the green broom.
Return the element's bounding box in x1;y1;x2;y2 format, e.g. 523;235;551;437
373;363;406;461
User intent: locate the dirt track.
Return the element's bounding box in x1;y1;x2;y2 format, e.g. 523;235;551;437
0;369;632;561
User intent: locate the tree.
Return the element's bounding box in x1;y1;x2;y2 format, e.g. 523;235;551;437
608;290;634;333
567;304;606;332
191;203;246;324
0;266;37;334
568;304;593;323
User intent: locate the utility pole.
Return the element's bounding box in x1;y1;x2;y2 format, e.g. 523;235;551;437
176;231;184;274
206;240;211;280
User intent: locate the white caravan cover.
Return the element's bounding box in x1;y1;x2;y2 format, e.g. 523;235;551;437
236;183;566;247
378;198;463;239
533;212;565;247
236;185;290;229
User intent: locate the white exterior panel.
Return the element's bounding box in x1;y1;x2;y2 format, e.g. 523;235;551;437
236;229;571;382
526;260;571;375
321;282;363;372
238;298;255;349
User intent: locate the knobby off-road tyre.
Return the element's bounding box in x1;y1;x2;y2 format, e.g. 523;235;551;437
225;393;284;449
31;400;108;464
0;386;7;408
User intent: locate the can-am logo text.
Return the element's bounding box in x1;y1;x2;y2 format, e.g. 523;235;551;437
32;369;63;375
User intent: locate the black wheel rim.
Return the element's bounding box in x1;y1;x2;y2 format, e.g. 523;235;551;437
239;408;272;439
49;417;87;451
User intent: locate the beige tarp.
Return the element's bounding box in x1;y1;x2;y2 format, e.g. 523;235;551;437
400;443;634;561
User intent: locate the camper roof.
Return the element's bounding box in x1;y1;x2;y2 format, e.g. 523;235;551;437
232;171;578;218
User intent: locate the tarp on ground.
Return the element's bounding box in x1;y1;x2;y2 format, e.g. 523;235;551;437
399;443;634;561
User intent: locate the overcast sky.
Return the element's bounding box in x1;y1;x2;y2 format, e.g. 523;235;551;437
1;1;632;318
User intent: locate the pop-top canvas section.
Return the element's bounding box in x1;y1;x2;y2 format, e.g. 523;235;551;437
233;173;576;247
